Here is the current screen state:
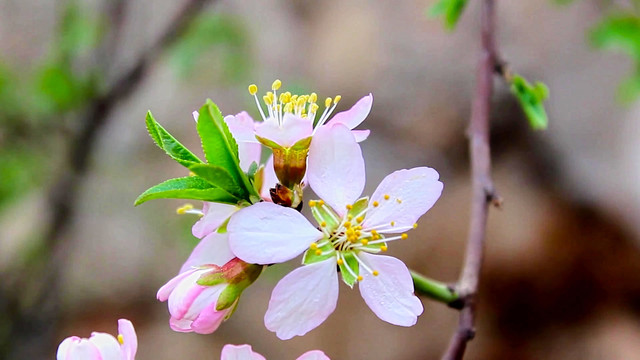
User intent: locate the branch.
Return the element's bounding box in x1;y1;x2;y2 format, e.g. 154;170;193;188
441;0;498;359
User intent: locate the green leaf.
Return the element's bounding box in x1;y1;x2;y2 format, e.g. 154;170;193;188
590;13;640;61
339;252;360;288
428;0;469;31
196;101;258;198
188;163;244;198
134;176;238;206
510;74;550;130
145;111;204;167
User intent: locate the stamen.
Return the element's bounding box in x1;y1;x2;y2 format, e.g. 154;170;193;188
384;194;390;200
117;334;124;345
396;198;402;204
413;223;418;229
315;249;322;256
401;233;408;240
380;245;388;251
308;200;317;207
373;201;379;207
248;84;258;95
372;270;379;276
346;204;353;210
337;258;344;265
272;79;282;91
176;204;194;215
357;275;364;281
320;221;327;227
310;243;318;250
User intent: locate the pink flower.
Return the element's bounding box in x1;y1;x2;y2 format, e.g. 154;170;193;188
221;344;329;360
227;124;443;339
157;233;262;334
56;319;137;360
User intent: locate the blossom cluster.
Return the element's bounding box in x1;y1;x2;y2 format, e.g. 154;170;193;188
57;80;443;358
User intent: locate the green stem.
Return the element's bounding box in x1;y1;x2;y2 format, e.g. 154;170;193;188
411;271;459;305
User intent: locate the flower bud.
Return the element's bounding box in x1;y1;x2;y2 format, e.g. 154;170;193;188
56;319;137;360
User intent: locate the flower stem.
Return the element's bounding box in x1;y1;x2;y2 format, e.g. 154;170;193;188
411;271;460;306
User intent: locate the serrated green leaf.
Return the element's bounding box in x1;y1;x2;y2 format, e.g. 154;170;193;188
188;163;244;198
134;176;237;206
145;111;203;167
339;252;360;288
428;0;468;31
510;74;549;130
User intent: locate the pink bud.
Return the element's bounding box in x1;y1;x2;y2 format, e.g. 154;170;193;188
56;319;137;360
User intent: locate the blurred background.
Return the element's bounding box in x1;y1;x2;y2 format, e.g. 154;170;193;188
1;0;640;359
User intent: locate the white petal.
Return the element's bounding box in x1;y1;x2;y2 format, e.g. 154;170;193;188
326;94;373;129
221;344;267;360
364;167;443;232
255;114;313;148
260;155;277;202
358;253;423;326
88;333;123;360
351;129;370;142
297;350;331;360
180;232;235;273
192;202;238;239
117;319;137;360
227;202;323;264
225;112;261;171
264;258;339;340
61;339;102;360
307;124;365;216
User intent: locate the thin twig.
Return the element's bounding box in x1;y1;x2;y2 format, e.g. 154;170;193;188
1;1;212;358
441;0;498;359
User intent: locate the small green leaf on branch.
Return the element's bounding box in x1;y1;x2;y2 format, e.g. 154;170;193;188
145;111;203;167
509;74;550;130
428;0;469;31
134;176;238;206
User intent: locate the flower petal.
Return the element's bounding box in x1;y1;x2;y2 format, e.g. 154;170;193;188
180;232;235;273
117;319;137;360
260;155;277;201
363;167;443;232
351;129;370;142
255;114;313;148
168;270;224;320
357;253;423;326
326;94;373;130
190;302;228;334
297;350;331;360
58;338;102;360
192;202;238;239
228;202;323;264
307;124;365;216
157;269;195;302
88;333;122;360
169;317;193;333
225;112;261;171
264;258;339;340
221;344;267;360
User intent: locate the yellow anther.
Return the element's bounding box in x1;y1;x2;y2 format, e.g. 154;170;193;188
356;216;364;223
337;258;344;265
117;334;124;345
373;201;379;207
347;214;353;220
372;270;379;276
396;198;402;204
371;229;378;236
380;245;388;251
309;93;318;103
272;79;282;90
357;275;363;281
320;221;327;227
176;204;194;215
325;97;332;107
413;223;418;229
384;194;390;200
318;200;325;206
263;94;273;105
355;231;361;237
346;204;353;210
310;103;319;113
361;239;369;245
401;233;408;240
310;243;318;250
391;221;396;226
344;221;352;228
334;95;342;104
283;102;293;113
372;234;380;240
248;84;258;95
309;200;317;207
315;249;322;256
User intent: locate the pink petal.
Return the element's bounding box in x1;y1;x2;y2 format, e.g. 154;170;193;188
59;338;102;360
190;302;228;334
363;167;443;232
297;350;331;360
255;114;313;148
88;333;122;360
117;319;137;360
228;202;323;264
307;124;365;216
225;112;261;171
260;155;277;202
351;129;370;142
192;202;238;239
326;94;373;129
168;270;224;320
169;317;193;332
157;269;196;302
180;232;235;273
357;253;423;326
264;258;339;340
221;344;267;360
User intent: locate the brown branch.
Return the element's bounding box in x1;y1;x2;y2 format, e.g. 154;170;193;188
441;0;498;359
0;1;213;358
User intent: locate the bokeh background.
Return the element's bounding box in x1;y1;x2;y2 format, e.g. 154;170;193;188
1;0;640;359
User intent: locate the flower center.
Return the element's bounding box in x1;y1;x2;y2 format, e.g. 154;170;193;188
248;79;341;129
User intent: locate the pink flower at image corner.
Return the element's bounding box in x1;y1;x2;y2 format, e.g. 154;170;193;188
221;344;329;360
227;124;444;340
56;319;137;360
